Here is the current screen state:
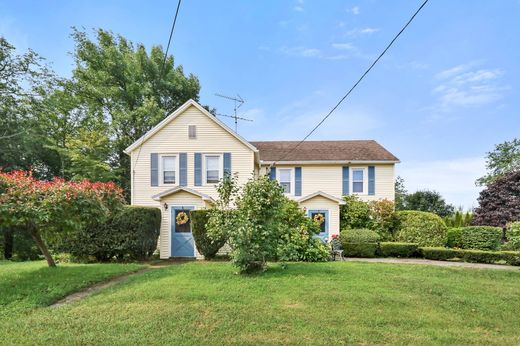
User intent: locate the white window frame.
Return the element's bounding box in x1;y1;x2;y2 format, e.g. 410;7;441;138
203;153;224;185
160;154;179;186
351;167;367;195
277;168;294;195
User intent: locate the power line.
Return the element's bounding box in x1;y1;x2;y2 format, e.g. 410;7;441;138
270;0;430;167
132;0;183;200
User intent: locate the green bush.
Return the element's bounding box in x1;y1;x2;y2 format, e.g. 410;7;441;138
503;222;520;251
368;199;398;241
458;226;502;251
420;247;520;266
340;196;371;229
191;209;227;259
446;228;463;248
394;211;447;247
340;229;380;257
379;242;419;258
67;205;161;261
1;227;41;261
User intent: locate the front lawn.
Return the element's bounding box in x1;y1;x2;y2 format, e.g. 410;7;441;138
1;261;519;345
0;260;144;316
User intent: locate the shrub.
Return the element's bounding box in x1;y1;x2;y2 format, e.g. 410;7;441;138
394;211;447;247
340;229;380;257
340;195;371;229
277;199;329;262
191;209;227;259
446;228;463;248
67;206;161;261
368;199;398;241
444;210;473;228
420;247;520;266
503;222;520;251
459;226;502;251
379;242;419;258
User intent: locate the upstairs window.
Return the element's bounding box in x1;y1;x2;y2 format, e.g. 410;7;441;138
278;168;292;194
188;125;196;139
352;168;364;193
162;156;176;184
205;155;220;184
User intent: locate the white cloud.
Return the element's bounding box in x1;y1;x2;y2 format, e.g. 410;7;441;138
331;42;356;50
347;6;360;15
431;62;508;111
397;157;486;210
346;27;380;37
293;0;304;12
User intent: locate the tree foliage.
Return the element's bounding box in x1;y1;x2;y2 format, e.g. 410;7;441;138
340;195;371;229
473;171;520;228
476;138;520;186
394;176;407;210
402;190;454;217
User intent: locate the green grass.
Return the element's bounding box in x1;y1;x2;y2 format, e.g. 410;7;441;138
1;261;519;345
0;260;144;316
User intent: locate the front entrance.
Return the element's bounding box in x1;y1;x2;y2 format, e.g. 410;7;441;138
308;209;329;241
171;206;195;257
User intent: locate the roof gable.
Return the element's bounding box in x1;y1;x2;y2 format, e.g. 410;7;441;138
298;191;346;204
151;186;215;202
124;99;258;154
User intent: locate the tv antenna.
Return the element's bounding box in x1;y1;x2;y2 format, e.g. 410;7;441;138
215;93;252;133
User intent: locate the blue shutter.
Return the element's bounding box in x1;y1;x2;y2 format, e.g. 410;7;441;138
194;153;202;186
269;166;276;180
224;153;232;177
150;153;158;186
295;167;302;196
368;166;375;195
342;166;349;195
179;153;187;186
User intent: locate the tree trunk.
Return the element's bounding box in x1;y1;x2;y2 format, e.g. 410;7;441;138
3;229;13;260
28;225;56;267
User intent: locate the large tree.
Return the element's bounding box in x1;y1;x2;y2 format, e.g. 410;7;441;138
476;139;520;186
402;190;454;218
473;171;520;228
66;28;201;195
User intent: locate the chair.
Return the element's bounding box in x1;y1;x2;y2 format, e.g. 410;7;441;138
330;238;344;261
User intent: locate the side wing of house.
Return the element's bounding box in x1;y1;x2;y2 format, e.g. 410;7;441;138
125;99;257;258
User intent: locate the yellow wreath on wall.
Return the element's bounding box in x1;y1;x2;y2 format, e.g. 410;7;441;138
176;211;189;225
313;213;325;225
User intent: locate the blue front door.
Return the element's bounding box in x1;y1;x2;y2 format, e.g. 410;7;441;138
171;206;195;257
308;209;329;241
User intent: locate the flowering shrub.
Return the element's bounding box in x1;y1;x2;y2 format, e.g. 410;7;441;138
0;170;124;266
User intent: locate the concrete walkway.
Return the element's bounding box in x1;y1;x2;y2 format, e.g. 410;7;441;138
344;257;519;270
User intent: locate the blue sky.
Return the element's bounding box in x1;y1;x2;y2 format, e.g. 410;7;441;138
1;0;519;209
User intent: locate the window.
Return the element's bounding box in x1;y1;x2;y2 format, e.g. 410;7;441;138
188;125;196;139
162;156;176;184
205;155;220;184
279;168;292;194
352;168;364;193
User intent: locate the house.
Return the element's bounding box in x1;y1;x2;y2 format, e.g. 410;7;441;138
124;99;399;259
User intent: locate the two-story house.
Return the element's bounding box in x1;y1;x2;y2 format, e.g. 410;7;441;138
124;99;399;259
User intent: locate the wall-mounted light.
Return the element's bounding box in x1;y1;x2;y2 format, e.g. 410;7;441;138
164;203;168;210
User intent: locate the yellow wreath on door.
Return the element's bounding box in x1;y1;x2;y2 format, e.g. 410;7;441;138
313;213;325;225
176;211;189;225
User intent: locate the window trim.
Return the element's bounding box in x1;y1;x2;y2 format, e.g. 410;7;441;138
203;153;224;185
351;167;367;195
188;124;197;139
277;167;294;195
160;154;179;186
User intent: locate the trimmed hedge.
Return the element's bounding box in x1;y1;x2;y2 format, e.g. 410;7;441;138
459;226;502;251
395;211;447;247
379;242;419;258
67;205;161;261
420;247;520;266
340;229;380;257
503;222;520;251
191;209;227;259
446;228;462;248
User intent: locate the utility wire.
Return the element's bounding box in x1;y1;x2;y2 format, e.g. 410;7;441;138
132;0;183;199
270;0;430;167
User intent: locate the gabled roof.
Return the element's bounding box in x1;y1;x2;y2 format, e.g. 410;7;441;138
249;140;399;163
298;191;346;205
124;99;258;154
151;186;215;203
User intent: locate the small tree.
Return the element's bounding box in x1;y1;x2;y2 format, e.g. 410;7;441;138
340;195;371;229
473;171;520;228
368;199;398;240
394;176;407;210
0;170;124;267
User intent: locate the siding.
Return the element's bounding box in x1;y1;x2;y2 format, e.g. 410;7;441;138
260;163;395;202
299;196;340;236
131;105;256;206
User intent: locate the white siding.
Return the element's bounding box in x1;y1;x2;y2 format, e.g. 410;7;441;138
261;163;395;202
299;196;340;237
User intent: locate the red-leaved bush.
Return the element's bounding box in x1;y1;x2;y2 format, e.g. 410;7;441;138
0;170;124;266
